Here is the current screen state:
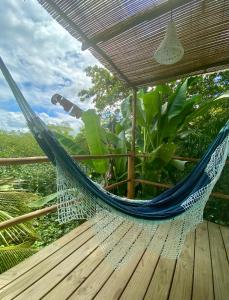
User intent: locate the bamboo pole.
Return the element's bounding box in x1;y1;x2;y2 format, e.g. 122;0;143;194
0;154;129;166
0;205;57;230
127;88;137;198
0;154;228;166
137;154;229;165
135;179;229;200
104;179;129;191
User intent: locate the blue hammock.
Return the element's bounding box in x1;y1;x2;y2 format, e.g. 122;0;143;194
0;57;228;223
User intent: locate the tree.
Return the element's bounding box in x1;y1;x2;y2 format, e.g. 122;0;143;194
187;70;229;101
78;66;130;112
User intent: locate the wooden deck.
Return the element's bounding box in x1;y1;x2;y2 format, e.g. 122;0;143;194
0;219;229;300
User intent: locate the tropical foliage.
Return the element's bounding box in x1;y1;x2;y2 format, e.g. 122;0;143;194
53;75;229;195
0;178;38;274
78;65;130;112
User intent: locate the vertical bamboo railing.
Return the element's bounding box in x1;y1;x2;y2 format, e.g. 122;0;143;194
127;88;137;198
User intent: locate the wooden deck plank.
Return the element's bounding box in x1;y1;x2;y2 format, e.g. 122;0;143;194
0;216;111;300
68;226;145;300
94;231;150;300
0;216;101;290
119;224;170;300
144;256;176;300
192;222;214;300
208;222;229;300
168;231;195;300
220;225;229;260
42;221;132;300
15;217;122;300
143;223;178;300
0;221;228;300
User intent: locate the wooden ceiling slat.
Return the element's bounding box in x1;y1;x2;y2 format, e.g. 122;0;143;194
81;0;191;50
38;0;229;87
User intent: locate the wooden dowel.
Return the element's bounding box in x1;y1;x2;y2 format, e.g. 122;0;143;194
127;154;135;199
105;179;129;191
0;205;57;230
172;155;229;165
137;154;229;165
0;180;128;230
135;179;172;189
210;192;229;200
127;88;137;199
0;154;129;166
135;179;229;200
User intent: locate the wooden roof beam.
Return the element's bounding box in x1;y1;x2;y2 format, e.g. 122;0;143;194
134;59;229;87
82;0;191;51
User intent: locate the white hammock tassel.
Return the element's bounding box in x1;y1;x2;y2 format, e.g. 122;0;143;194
154;20;184;65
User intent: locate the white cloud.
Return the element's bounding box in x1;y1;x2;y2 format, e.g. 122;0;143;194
0;110;27;132
0;109;83;134
0;0;99;131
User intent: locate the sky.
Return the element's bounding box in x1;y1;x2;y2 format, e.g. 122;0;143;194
0;0;99;133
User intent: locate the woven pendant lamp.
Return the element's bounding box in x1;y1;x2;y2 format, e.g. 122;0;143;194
154;20;184;65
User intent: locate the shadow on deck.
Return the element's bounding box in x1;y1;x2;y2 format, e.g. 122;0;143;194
0;220;228;300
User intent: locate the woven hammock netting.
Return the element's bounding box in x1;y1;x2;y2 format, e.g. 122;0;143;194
0;57;228;267
56;136;228;265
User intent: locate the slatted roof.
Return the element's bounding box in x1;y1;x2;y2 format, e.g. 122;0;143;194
38;0;229;87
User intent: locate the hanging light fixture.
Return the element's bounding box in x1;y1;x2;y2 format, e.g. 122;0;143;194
154;20;184;65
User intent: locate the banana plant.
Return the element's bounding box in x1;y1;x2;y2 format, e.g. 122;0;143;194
119;80;228;196
122;80;228;164
51;85;228;194
51;95;128;183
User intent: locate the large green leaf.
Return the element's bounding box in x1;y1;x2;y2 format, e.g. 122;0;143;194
55;132;82;153
148;145;163;161
147;142;176;165
161;95;200;139
170;159;188;171
157;143;177;164
155;84;172;97
29;192;58;208
115;131;128;176
167;79;188;120
136;99;146;127
55;132;94;169
81;110;109;174
121;96;131;118
141;90;160;125
106;131;120;145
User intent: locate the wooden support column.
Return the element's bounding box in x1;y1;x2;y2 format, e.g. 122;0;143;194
127;88;137;198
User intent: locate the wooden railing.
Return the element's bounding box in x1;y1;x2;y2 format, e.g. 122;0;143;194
0;153;228;229
0;154;128;166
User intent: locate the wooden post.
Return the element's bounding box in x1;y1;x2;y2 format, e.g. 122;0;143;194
127;88;137;198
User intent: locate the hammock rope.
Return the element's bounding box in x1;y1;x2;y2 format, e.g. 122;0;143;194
0;57;228;264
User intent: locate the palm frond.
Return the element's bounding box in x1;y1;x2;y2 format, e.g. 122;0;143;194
0;177;25;191
0;191;39;216
0;210;37;245
0;242;37;274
